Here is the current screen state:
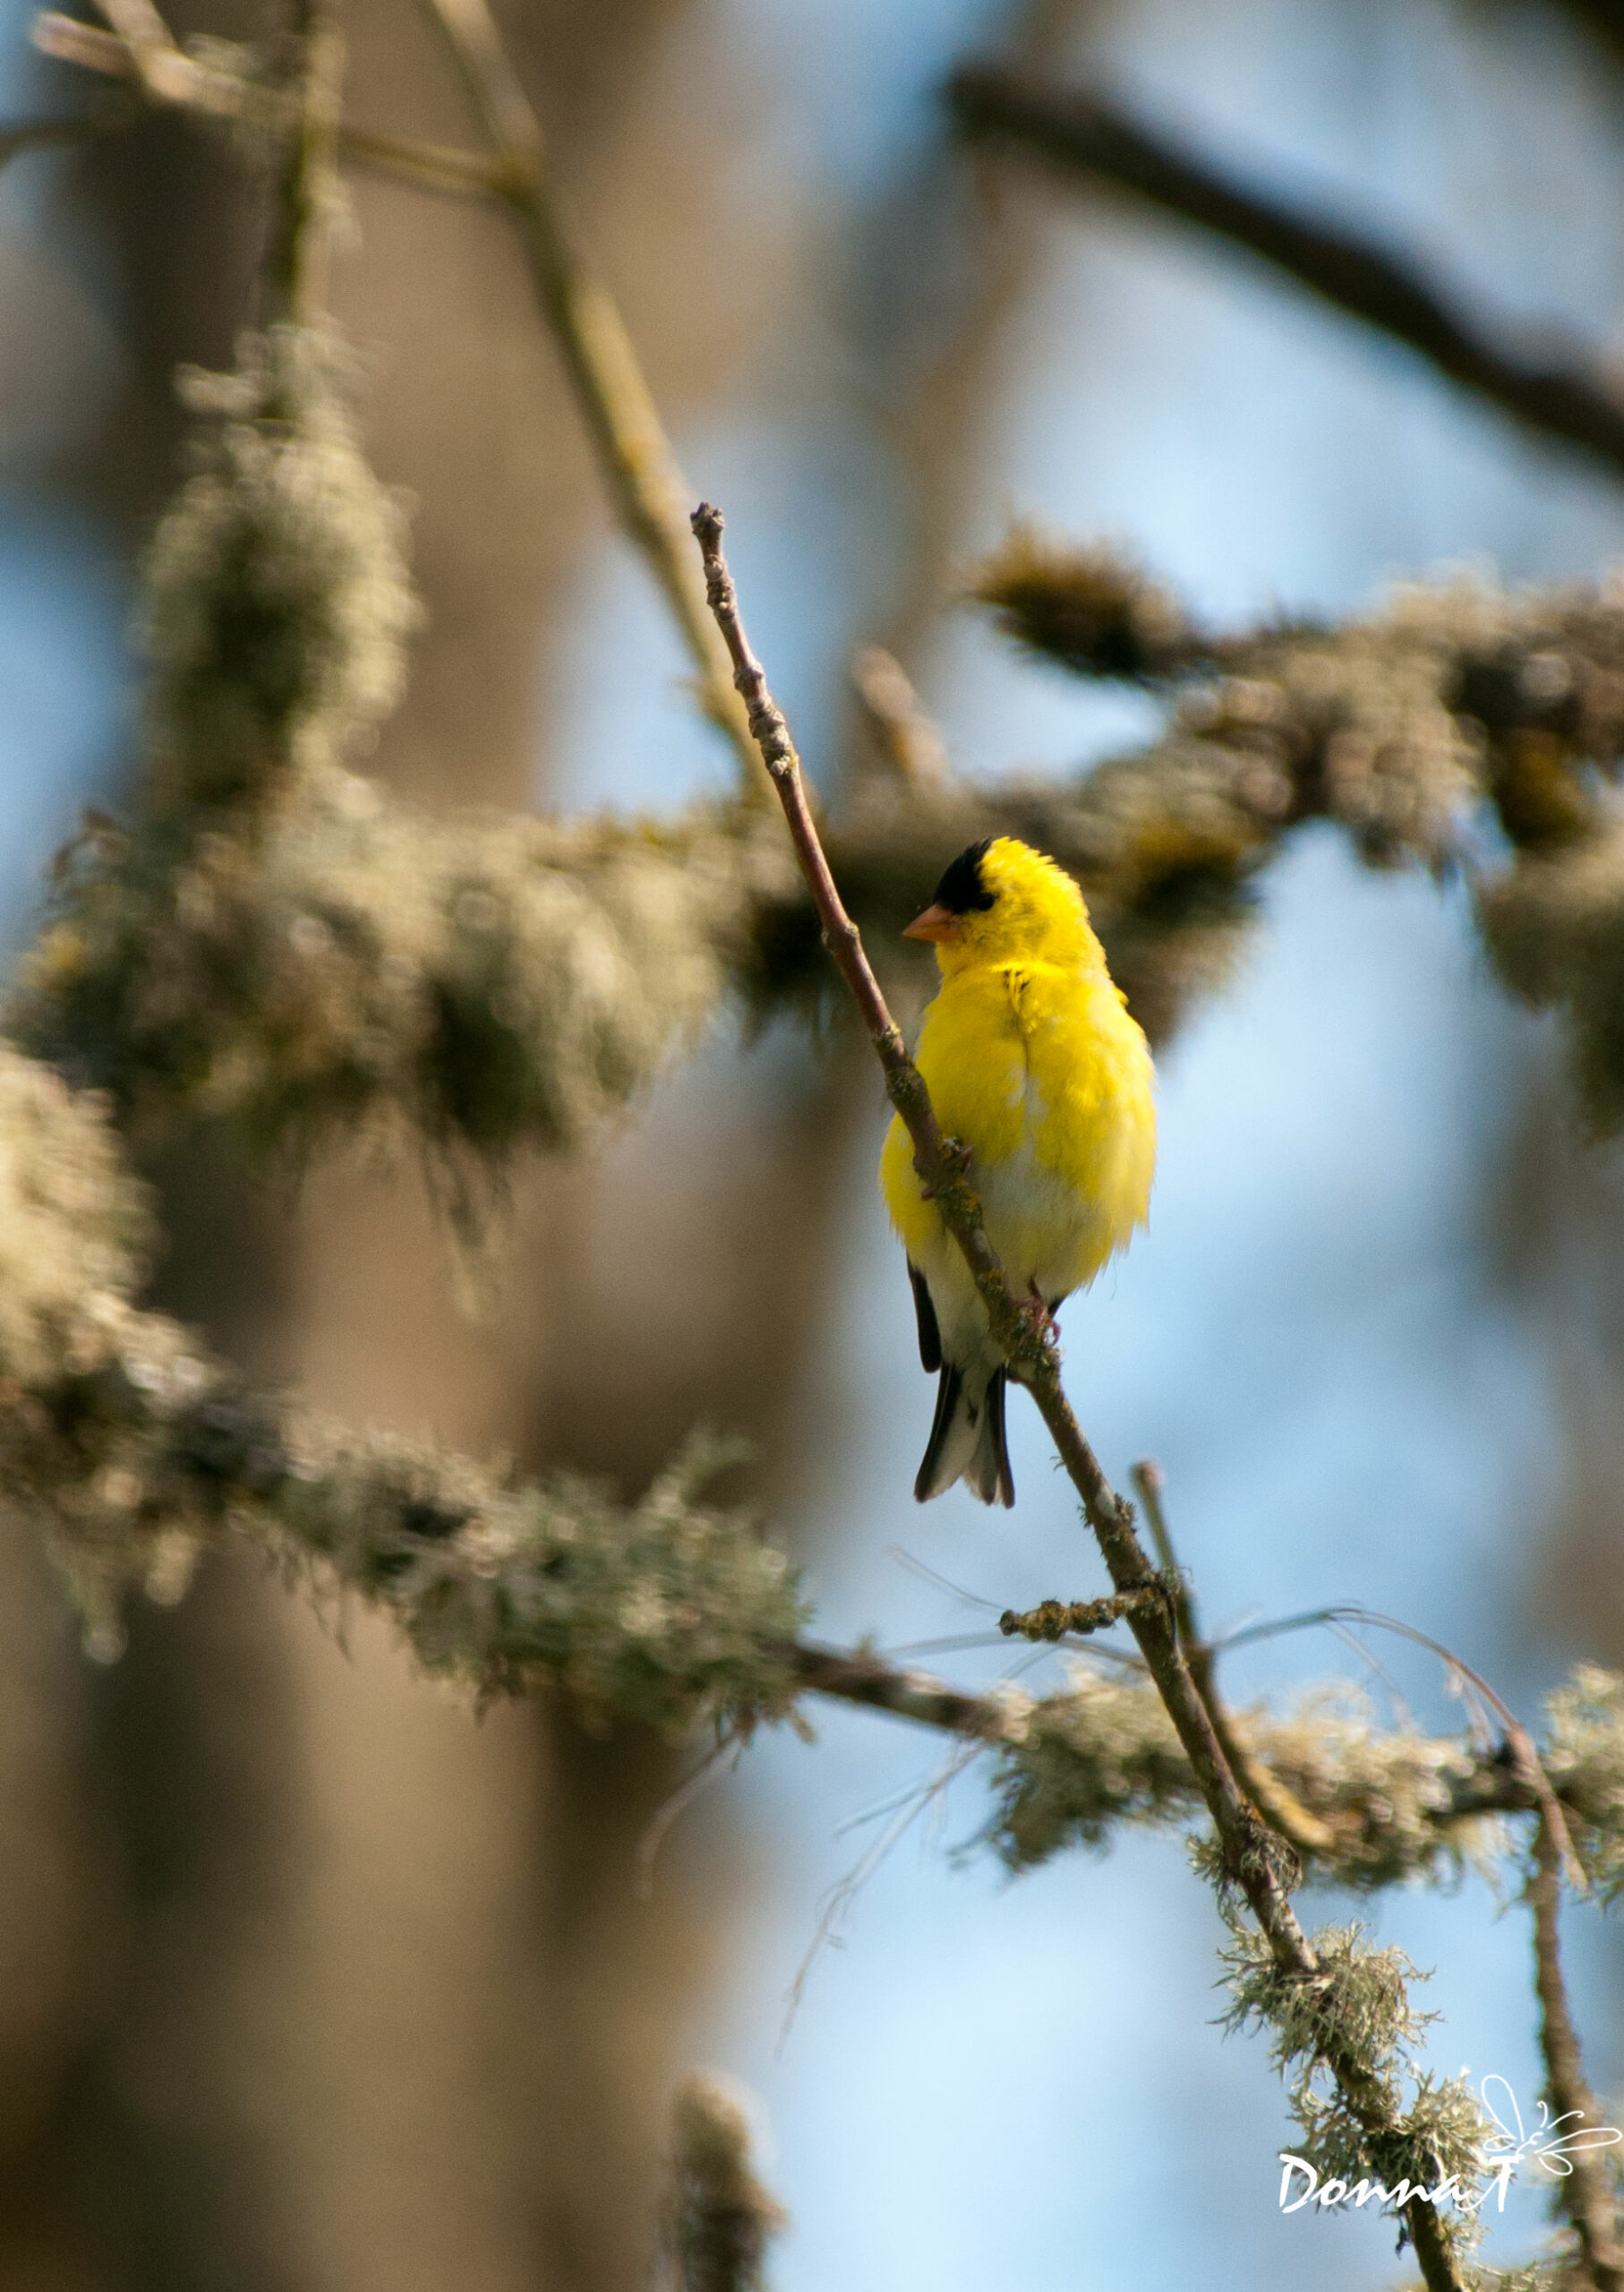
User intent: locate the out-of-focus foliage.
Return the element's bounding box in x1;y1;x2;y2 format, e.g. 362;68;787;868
662;2074;787;2292
0;1034;808;1714
143;327;417;817
16;780;767;1165
973;533;1624;1125
23;334;1624;1179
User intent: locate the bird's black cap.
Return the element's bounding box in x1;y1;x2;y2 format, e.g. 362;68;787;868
932;839;996;914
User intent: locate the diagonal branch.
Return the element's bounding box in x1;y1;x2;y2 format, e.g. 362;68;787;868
1131;1458;1338;1858
32;10;510;194
89;0;192;101
262;0;346;329
946;63;1624;485
1529;1817;1624;2292
414;0;765;799
689;499;1467;2292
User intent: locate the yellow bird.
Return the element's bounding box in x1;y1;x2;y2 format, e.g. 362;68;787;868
879;836;1156;1507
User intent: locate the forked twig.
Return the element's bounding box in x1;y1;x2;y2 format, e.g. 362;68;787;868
1130;1459;1336;1858
33;12;510;194
1220;1602;1586;1888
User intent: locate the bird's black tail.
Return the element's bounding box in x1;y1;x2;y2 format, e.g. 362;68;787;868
914;1364;1014;1508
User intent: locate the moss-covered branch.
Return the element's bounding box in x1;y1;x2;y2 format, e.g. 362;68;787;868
4;1023;1617;1901
25;373;1624;1167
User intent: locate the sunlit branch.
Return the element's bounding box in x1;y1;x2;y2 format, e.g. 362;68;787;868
414;0;765;799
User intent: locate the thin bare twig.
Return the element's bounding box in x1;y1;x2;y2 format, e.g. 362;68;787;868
1529;1817;1624;2292
415;0;765;799
691;498;1467;2292
1131;1459;1337;1858
1223;1601;1586;1888
947;64;1624;486
89;0;192;101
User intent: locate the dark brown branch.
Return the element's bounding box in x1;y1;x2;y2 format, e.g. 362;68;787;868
1554;0;1624;64
1530;1817;1624;2292
690;499;1466;2292
946;64;1624;486
785;1642;1009;1738
0;100;134;166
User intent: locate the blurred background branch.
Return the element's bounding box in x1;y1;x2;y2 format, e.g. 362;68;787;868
947;61;1624;484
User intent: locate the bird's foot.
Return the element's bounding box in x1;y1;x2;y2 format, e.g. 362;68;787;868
1020;1281;1059;1346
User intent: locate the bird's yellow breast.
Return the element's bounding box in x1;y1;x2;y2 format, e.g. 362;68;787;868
880;955;1155;1298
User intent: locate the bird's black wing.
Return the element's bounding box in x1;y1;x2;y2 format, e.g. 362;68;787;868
907;1261;942;1373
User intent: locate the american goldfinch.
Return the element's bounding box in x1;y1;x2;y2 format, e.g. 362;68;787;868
879;836;1155;1507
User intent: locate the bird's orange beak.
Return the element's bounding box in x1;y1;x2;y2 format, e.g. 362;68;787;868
902;902;960;943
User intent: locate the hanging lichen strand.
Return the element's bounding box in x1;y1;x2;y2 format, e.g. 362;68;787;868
142;328;417;818
10;323;778;1162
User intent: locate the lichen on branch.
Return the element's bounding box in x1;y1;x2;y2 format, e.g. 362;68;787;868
142;327;417;817
24;354;1624;1176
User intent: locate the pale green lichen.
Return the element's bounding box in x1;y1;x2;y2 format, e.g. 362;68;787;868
141;326;417;814
1222;1916;1490;2258
1540;1664;1624;1895
0;1039;808;1713
0;1038;152;1390
985;1672;1508;1889
13;785;774;1163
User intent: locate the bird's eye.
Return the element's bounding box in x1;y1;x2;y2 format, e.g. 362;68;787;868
932;839;996;915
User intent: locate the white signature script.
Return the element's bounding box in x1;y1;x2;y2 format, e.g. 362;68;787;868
1279;2076;1622;2217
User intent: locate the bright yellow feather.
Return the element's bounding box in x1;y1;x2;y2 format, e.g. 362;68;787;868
879;836;1155;1506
